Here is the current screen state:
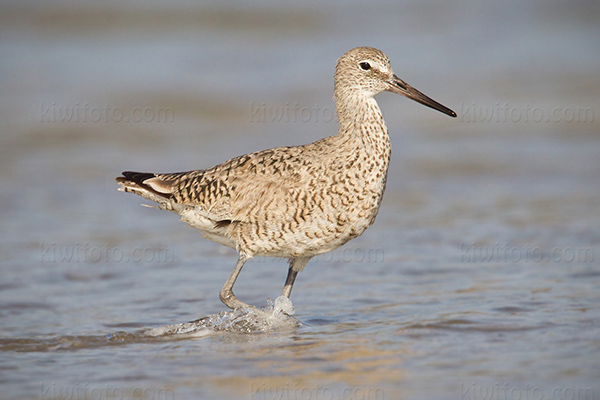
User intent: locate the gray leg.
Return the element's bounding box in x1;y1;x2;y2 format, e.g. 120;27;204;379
281;257;310;298
220;253;251;309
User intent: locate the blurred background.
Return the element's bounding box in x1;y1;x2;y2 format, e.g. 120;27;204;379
1;1;599;399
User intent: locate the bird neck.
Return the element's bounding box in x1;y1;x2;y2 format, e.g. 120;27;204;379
335;92;391;156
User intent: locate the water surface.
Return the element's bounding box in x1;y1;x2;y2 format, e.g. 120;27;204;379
1;1;599;399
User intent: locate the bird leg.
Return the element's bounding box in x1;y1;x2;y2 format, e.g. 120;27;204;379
219;253;251;309
281;258;309;298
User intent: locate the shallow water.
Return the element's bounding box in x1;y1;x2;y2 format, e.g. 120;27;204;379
1;1;600;399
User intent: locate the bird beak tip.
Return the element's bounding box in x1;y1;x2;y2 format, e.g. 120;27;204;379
388;78;456;118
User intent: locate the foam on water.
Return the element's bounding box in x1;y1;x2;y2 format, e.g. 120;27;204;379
144;296;299;338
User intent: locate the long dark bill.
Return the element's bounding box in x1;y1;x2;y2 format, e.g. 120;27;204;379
388;74;456;118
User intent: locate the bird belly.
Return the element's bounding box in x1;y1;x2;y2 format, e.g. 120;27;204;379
178;208;237;249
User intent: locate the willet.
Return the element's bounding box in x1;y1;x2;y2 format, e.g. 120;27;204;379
117;47;456;310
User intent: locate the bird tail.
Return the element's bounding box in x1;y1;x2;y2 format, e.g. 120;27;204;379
116;171;175;209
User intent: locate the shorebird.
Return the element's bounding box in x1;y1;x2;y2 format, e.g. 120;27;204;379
117;47;456;310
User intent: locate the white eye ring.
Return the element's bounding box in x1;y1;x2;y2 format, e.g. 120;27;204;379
359;62;372;71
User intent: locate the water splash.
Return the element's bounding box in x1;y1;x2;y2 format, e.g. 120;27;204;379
144;296;299;338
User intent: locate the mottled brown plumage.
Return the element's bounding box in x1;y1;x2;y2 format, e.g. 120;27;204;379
117;47;456;310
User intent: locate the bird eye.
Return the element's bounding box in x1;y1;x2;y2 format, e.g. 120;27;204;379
359;62;371;71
